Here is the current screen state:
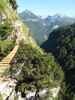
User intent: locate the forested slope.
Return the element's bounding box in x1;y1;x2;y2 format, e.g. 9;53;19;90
41;24;75;99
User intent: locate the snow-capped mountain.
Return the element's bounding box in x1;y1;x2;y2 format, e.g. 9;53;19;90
19;10;75;45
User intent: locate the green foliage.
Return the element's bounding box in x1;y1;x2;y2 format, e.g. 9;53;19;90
0;19;13;40
10;43;64;98
0;40;15;60
0;93;3;100
41;23;75;99
0;0;8;13
9;0;17;10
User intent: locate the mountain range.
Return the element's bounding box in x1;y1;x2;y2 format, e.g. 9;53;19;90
19;10;75;45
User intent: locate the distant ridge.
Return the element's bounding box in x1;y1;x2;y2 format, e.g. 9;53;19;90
19;10;75;45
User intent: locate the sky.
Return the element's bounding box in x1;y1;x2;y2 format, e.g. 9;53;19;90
17;0;75;17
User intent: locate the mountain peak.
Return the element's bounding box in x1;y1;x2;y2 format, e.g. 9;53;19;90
19;9;39;20
24;9;34;15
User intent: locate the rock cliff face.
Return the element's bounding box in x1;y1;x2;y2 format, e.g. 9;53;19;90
0;81;61;100
0;78;16;100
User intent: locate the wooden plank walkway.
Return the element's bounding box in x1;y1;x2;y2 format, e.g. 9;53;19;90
0;45;19;75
